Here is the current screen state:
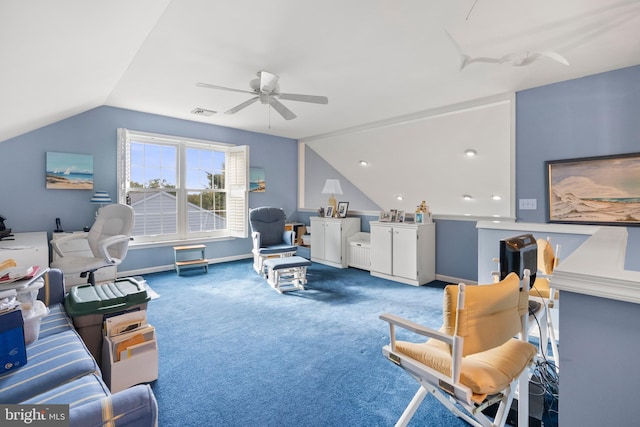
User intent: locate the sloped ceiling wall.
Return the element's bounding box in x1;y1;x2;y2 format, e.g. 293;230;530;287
303;96;514;219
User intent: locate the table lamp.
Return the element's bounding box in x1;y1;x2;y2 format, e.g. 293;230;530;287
321;179;343;217
90;191;112;217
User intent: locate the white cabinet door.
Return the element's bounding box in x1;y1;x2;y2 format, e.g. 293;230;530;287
310;218;325;260
324;221;343;264
370;224;392;275
392;227;418;280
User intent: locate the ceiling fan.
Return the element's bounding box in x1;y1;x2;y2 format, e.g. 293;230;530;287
196;71;328;120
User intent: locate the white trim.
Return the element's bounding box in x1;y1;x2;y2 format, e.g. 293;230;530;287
119;253;252;277
476;220;600;235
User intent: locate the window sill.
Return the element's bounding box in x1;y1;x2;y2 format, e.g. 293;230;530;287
128;235;235;250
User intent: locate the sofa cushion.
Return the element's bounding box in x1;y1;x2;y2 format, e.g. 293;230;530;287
21;373;109;408
38;303;74;340
0;330;99;403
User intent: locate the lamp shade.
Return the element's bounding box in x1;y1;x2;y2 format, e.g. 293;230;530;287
321;179;343;195
90;191;112;204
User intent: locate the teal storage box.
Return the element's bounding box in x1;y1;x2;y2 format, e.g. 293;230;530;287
64;278;149;365
0;308;27;374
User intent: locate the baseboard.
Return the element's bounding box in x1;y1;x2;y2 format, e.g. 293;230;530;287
435;274;478;285
118;253;252;278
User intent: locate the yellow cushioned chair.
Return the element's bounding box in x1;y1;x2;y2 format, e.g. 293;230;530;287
380;273;537;427
529;237;560;367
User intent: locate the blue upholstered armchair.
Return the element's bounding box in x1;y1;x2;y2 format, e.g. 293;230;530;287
249;207;297;276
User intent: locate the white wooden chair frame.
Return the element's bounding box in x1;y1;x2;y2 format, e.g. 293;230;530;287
380;283;533;427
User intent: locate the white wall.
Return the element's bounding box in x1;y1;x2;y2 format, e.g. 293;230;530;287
302;94;514;219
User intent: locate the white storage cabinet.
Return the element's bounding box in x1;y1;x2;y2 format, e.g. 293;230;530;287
310;217;360;268
369;221;435;286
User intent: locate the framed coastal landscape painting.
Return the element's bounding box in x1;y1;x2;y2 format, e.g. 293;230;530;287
250;167;266;192
546;152;640;226
46;152;93;190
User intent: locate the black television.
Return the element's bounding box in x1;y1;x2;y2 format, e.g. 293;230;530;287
499;234;537;289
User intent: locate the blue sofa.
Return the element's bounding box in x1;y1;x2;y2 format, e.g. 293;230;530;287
0;269;158;426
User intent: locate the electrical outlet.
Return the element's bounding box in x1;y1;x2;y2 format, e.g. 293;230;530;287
519;198;537;210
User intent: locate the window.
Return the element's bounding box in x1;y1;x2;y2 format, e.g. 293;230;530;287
117;129;249;243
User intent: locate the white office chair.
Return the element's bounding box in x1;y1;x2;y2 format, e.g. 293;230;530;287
51;204;134;286
380;273;537;427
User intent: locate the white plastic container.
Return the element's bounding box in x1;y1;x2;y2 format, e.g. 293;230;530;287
17;279;44;318
23;300;49;344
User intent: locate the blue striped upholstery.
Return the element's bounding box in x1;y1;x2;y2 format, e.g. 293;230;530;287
0;330;99;403
69;384;158;427
21;373;109;408
38;303;74;339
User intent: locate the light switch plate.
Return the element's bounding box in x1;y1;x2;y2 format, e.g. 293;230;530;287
519;199;537;210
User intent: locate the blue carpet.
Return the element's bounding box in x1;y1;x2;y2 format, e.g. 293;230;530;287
143;259;525;426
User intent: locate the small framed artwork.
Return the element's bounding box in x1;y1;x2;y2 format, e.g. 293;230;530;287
403;212;415;224
396;211;405;222
415;213;424;224
325;206;335;218
46;152;94;190
337;202;349;218
390;209;398;222
379;211;392;222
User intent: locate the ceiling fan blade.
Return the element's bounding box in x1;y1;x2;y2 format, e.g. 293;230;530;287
196;82;254;95
268;97;297;120
258;71;279;94
277;93;328;104
225;96;259;114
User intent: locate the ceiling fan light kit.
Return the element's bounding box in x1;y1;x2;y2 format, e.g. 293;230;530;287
197;71;328;121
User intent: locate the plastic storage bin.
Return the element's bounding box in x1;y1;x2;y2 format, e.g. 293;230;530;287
65;277;150;364
16;278;44;318
348;232;371;271
23;300;49;344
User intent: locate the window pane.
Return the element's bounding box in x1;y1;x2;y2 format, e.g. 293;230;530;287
185;147;225;189
130;141;176;188
129;191;177;236
187;190;226;232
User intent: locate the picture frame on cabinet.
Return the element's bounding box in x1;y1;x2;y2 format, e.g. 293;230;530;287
337;202;349;218
403;212;415;224
379;211;392;222
396;211;405;222
389;209;398;222
325;206;335;218
415;213;424;224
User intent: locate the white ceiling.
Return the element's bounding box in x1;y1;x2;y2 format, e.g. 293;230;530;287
1;0;639;143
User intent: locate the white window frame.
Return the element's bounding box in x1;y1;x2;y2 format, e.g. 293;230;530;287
117;128;249;244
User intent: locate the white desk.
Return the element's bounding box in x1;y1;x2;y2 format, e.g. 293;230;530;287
0;232;49;269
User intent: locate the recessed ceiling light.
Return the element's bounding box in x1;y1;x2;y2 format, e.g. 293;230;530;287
359;160;369;166
465;149;477;157
463;195;472;200
396;195;404;201
491;195;502;201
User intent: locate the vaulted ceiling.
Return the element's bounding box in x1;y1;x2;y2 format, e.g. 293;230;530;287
1;0;639;143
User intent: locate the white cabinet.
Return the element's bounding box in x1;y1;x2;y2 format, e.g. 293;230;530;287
310;217;360;268
0;232;48;269
51;232;117;291
370;221;435;286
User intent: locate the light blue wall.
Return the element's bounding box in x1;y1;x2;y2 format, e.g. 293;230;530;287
0;106;298;272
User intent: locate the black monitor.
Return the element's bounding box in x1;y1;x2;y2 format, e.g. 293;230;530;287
499;234;537;288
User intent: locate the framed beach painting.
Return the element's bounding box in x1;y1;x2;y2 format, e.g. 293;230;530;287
250;167;266;192
546;152;640;226
46;152;93;190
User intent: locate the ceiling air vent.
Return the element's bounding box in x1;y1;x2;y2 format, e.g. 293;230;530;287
191;108;216;116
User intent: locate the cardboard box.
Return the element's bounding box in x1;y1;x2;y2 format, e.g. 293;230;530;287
0;308;27;374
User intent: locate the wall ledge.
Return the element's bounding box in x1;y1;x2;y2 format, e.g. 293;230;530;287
553;227;640;304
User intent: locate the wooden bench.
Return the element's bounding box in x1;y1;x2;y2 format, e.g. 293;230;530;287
263;256;311;293
173;245;208;276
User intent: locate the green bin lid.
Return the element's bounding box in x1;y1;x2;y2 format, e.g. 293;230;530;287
65;278;149;317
